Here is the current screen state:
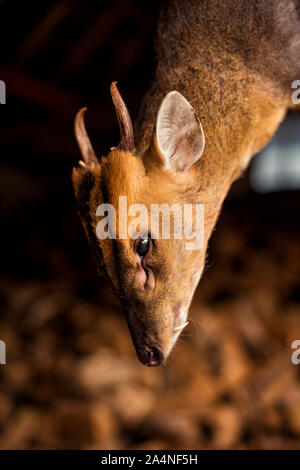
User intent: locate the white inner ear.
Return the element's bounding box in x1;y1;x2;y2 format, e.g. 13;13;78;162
156;91;205;171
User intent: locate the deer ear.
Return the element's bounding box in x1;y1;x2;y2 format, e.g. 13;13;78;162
156;91;205;172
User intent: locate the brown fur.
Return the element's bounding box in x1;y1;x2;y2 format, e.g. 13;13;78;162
73;0;300;364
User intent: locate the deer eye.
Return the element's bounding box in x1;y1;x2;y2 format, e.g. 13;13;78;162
135;236;151;258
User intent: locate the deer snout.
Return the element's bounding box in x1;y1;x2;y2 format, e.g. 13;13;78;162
125;313;167;366
138;344;164;367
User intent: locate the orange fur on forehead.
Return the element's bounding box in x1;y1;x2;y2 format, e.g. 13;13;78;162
99;147;200;212
101;149;147;205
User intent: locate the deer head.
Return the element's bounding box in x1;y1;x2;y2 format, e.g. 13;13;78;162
72;82;222;367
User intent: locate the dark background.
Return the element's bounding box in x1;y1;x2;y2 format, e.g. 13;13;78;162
0;0;300;450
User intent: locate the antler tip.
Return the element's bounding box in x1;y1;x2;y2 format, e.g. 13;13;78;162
74;106;98;165
110;81;135;152
75;106;87;119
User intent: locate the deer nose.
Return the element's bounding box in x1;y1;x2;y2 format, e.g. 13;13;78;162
143;345;164;367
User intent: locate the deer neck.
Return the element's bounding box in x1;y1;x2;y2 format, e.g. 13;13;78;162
135;66;287;194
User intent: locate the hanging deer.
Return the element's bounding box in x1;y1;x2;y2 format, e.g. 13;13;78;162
72;0;300;366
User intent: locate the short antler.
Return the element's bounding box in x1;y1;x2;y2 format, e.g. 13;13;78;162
110;81;135;152
74;107;98;165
